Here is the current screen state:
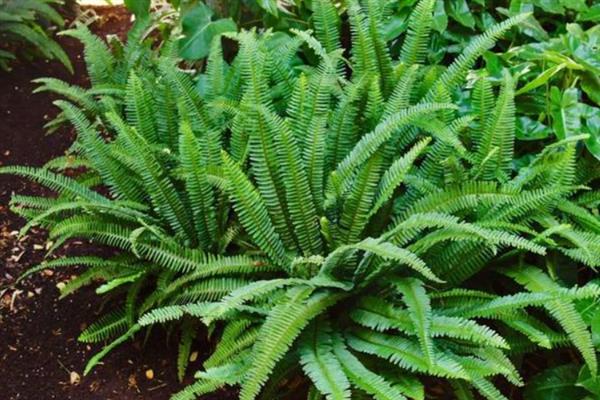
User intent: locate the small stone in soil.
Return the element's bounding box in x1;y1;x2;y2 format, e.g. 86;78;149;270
70;371;81;385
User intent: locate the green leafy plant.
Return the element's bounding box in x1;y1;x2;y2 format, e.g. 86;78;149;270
0;0;72;71
3;0;600;399
199;0;312;26
33;18;162;134
380;0;600;160
178;1;236;60
140;2;600;397
383;0;599;56
503;23;600;159
1;15;312;383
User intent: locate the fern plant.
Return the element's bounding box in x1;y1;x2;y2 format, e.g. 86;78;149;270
32;16;169;134
1;14;314;383
0;0;71;71
2;0;600;399
138;2;599;399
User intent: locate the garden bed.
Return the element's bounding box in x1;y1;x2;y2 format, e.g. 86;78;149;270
2;1;598;399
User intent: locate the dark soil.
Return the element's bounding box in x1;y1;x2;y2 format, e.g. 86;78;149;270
0;6;234;400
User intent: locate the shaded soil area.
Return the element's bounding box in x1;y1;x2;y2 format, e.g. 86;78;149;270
0;6;234;400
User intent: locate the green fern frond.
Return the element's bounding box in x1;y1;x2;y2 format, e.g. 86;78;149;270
202;279;303;324
139;303;214;327
371;137;431;217
171;278;250;304
240;289;342;400
84;324;141;375
312;0;341;53
126;71;158;143
299;321;351;400
79;308;129;343
347;1;378;78
364;0;393;93
337;152;384;244
0;165;108;203
222;151;289;267
505;266;598;375
331;102;457;197
332;335;408;400
351;297;508;349
179;120;218;250
33;78;98;113
61;24;114;85
346;328;468;379
56;101;146;202
432;13;530;94
400;0;436;65
204;322;260;368
256;106;322;255
393;278;435;367
112;114;196;241
475;71;515;181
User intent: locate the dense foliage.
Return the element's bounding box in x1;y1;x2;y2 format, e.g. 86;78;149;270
0;0;71;71
2;0;600;399
134;0;600;161
33;19;161;134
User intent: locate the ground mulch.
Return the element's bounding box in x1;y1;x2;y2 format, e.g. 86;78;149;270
0;6;235;400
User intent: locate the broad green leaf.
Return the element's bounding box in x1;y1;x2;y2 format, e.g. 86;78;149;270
569;37;600;76
579;5;600;22
524;364;588;399
124;0;150;17
432;0;448;33
531;0;564;14
447;0;475;29
550;87;581;140
516;116;552;141
382;15;408;41
507;1;548;41
483;51;503;79
561;0;588;13
579;104;600;160
178;3;237;60
578;366;600;396
515;64;566;96
258;0;279;15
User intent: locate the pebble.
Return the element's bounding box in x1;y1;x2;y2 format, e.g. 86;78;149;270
70;371;81;385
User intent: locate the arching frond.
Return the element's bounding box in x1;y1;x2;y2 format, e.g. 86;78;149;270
400;0;436;65
240;290;342;400
299;321;351;400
